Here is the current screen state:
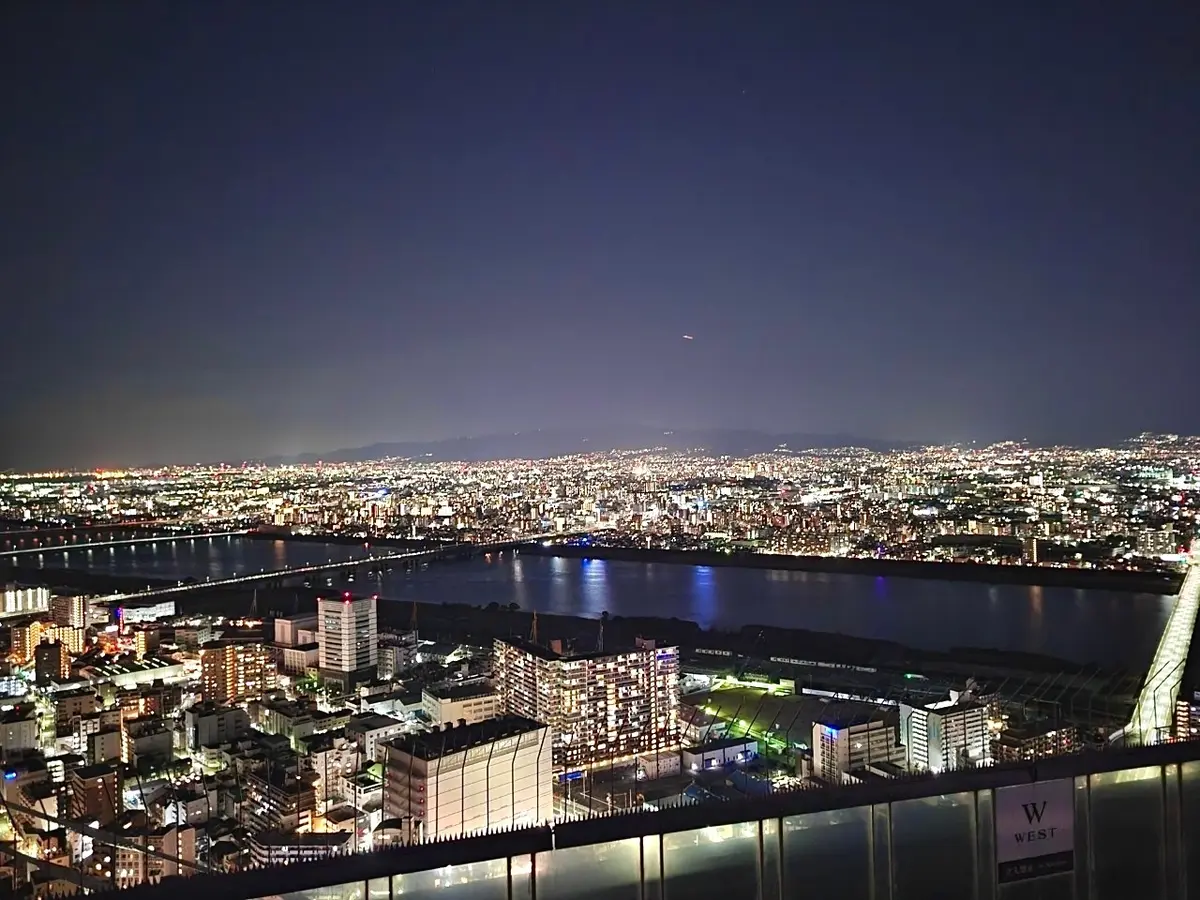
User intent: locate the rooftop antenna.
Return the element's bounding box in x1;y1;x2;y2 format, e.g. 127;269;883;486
529;611;538;645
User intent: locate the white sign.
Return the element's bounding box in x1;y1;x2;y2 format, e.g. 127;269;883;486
994;778;1075;883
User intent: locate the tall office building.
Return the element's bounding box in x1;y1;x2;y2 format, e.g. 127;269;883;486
493;636;679;770
899;698;990;773
199;642;276;704
317;593;378;691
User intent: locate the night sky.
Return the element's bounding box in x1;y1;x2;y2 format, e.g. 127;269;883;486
2;2;1197;470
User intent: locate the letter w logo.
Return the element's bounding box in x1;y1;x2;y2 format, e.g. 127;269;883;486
1022;801;1047;824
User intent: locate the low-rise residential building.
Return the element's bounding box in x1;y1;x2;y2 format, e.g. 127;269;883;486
422;680;502;728
183;703;250;752
992;722;1081;763
346;713;407;762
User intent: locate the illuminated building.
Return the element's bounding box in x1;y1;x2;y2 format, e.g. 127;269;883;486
199;641;275;703
68;762;121;828
50;594;87;629
899;698;990;773
422;680;502;728
1;584;50;620
121;715;172;767
377;630;418;679
812;703;904;783
992;722;1081;763
383;716;551;839
34;640;70;684
44;624;86;655
133;626;160;659
243;768;316;834
10;621;44;663
317;593;377;691
493;636;679;770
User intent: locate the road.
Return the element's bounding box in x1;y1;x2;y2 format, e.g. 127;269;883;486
100;533;565;603
1129;550;1200;744
0;530;247;559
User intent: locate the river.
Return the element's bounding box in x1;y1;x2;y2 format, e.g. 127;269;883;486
22;535;1173;670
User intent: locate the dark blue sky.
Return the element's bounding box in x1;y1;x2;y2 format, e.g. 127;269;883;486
2;1;1197;469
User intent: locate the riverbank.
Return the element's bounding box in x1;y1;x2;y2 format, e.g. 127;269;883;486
522;544;1183;594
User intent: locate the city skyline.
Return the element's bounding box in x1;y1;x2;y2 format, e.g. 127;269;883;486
4;425;1200;474
2;3;1197;470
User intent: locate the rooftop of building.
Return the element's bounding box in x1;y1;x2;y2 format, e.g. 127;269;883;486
71;762;116;780
275;612;319;624
386;715;545;761
495;635;672;663
683;736;758;754
83;656;182;676
347;713;403;733
914;698;986;716
423;679;497;702
0;705;37;724
996;720;1078;742
815;701;896;731
251;830;352;848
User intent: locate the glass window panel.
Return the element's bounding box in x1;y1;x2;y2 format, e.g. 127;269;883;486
761;819;782;900
283;884;365;900
1164;764;1182;900
1183;761;1200;900
976;789;995;900
783;805;871;900
662;820;759;900
393;857;509;900
535;839;641;900
1089;766;1164;900
643;833;663;900
368;878;389;900
891;791;976;900
1073;775;1090;900
872;803;891;900
511;854;532;900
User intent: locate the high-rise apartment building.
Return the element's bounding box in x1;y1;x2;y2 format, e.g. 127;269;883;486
68;763;121;827
50;594;87;629
34;641;70;685
493;636;679;770
899;698;990;773
199;642;275;703
1;584;50;620
10;621;44;664
317;593;377;691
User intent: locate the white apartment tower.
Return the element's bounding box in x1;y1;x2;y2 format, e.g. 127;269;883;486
812;703;905;783
899;698;990;773
318;593;378;691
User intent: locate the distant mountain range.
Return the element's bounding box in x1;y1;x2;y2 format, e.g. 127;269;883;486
258;427;915;465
